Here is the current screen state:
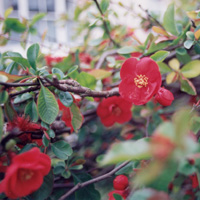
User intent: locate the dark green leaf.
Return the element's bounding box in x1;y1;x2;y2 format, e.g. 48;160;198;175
37;84;59;124
51;140;73;160
5;62;17;73
77;72;96;90
25;100;39;122
150;50;170;62
0;90;8;104
113;194;123;200
5;18;26;33
5;56;30;69
42;134;50;147
47;129;55;138
58;91;73;107
180;75;196;95
27;43;40;70
73;173;101;200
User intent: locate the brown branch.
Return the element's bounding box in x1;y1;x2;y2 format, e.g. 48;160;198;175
58;161;130;200
10;86;40;97
92;0;120;48
0;81;39;87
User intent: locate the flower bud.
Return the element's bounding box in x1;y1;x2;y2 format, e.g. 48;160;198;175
155;87;174;106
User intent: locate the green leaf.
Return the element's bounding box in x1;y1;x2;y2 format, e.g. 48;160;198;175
176;47;191;64
77;72;96;90
4;18;26;33
150;50;170;62
73;173;101;200
184;40;194;49
178;160;196;176
4;99;17;121
180;75;197;95
58;91;73;107
129;189;154;200
5;62;17;74
47;129;55;138
28;170;54;200
113;194;123;200
51;140;73;160
27;43;40;70
89;69;112;80
100;0;109;13
52;67;64;79
88;38;103;46
42;134;50;147
117;46;135;54
37;84;59;124
101;138;151;166
66;65;79;77
71;103;84;132
181;60;200;78
0;107;3;142
163;3;178;36
30;13;46;27
5;56;30;69
25;100;39;122
158;62;172;74
0;90;8;104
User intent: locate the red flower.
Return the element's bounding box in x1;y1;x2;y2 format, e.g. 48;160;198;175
119;57;162;105
113;175;129;190
108;190;128;200
79;52;92;65
0;147;51;199
155;87;174;106
97;96;132;127
45;55;64;67
7;116;43;132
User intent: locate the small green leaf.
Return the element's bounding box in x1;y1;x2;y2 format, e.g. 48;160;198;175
42;134;50;147
0;90;8;104
77;72;96;90
113;194;123;200
100;0;109;13
181;60;200;78
178;160;196;176
52;67;64;79
117;46;135;54
30;13;46;27
184;40;194;49
51;140;73;160
186;31;195;40
163;3;179;36
5;56;30;69
150;50;170;62
27;43;40;70
158;62;172;74
88;38;103;46
71;103;84;132
4;7;13;18
66;65;79;77
101;138;151;166
47;129;55;138
37;84;59;124
58;91;73;107
0;107;3;142
180;75;197;95
129;189;154;200
25;100;39;122
5;62;17;74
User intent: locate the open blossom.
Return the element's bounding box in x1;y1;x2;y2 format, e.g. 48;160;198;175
0;147;51;199
155;87;174;106
119;57;162;105
97;96;132;127
45;55;64;67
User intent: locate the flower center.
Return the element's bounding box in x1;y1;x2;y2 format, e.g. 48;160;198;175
134;75;148;88
19;169;34;181
109;104;122;116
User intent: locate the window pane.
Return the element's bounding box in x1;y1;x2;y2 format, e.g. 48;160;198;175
28;0;39;11
47;0;54;12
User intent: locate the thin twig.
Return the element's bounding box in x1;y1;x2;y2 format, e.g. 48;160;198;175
92;0;120;47
58;161;129;200
0;81;39;87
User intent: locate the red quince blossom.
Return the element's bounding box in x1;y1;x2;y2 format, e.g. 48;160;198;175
97;96;132;127
119;57;162;105
45;55;64;67
113;175;129;190
79;52;92;65
0;147;51;199
155;87;174;106
108;190;128;200
7;116;43;132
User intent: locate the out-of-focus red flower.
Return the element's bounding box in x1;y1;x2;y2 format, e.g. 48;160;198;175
7;116;43;132
150;134;175;160
79;52;92;65
190;173;199;189
0;147;51;199
58;99;74;133
119;57;162;105
108;190;128;200
45;55;64;67
113;175;129;190
97;96;132;127
130;52;142;57
123;133;134;140
155;87;174;106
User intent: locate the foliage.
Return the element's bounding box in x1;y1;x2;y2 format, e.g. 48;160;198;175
1;0;200;200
